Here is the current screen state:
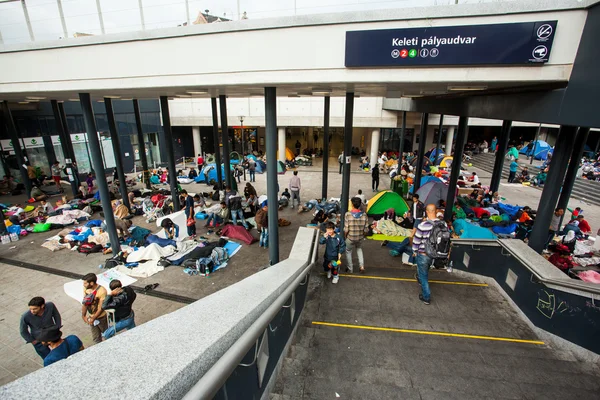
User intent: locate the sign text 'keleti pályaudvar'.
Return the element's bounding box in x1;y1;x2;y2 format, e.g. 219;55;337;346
345;21;557;67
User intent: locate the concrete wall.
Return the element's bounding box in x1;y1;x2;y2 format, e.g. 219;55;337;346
169;97;397;128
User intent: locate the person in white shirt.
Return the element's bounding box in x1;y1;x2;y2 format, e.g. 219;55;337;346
470;172;480;185
356;189;366;205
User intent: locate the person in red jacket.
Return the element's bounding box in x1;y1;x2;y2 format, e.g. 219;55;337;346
576;214;592;235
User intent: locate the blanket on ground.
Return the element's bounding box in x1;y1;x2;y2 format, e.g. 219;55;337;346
127;243;176;262
374;219;412;237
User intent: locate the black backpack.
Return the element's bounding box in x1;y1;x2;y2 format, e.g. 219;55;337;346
424;220;451;259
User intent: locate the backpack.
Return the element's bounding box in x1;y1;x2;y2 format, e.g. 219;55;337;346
424;220;451;259
210;247;229;266
78;243;103;255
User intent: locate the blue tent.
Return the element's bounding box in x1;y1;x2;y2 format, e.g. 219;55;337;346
255;160;266;174
519;140;552;160
425;148;444;163
194;163;233;184
408;175;443;194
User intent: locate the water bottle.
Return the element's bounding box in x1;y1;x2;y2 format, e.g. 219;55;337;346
10;233;19;242
1;235;10;244
447;261;453;273
205;265;210;277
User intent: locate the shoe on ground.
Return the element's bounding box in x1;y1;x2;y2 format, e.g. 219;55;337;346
332;275;339;284
291;205;294;209
345;267;353;273
327;270;332;279
419;294;430;305
381;240;389;247
359;267;365;274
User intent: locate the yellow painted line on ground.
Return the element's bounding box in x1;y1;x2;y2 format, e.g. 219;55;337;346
321;273;488;287
311;321;545;345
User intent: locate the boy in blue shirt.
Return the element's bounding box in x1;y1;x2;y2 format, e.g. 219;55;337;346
319;222;346;284
508;160;518;183
38;327;84;367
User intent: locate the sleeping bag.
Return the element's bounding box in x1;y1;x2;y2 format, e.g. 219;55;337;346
453;219;497;240
221;224;257;245
492;223;518;235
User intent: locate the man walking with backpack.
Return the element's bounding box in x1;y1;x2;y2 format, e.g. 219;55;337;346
411;204;451;305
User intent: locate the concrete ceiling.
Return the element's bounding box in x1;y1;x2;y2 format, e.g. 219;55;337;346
1;80;564;105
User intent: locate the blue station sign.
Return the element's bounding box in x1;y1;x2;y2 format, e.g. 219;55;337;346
345;21;557;67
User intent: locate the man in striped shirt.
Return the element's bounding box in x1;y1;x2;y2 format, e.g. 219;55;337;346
344;197;369;273
411;204;438;305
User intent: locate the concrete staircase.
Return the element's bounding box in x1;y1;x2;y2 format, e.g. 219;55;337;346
469;152;600;207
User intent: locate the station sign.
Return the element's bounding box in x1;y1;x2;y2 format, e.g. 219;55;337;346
345;21;557;67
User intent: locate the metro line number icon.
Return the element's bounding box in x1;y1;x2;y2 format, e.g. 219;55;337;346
391;49;400;58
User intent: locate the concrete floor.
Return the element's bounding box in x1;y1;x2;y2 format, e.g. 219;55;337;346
1;156;599;388
272;263;600;399
0;159;385;386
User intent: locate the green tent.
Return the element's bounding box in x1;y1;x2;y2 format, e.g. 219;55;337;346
366;190;409;216
277;160;286;175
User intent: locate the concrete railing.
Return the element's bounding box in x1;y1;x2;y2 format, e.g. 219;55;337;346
450;238;600;360
1;227;318;400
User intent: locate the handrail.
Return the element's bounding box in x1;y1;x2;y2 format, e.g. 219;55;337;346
182;234;318;400
452;238;600;296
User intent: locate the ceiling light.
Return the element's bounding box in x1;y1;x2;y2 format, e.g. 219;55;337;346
447;86;487;91
97;99;104;103
176;94;192;98
18;101;30;104
68;98;79;101
312;91;330;96
402;94;424;98
186;90;208;94
297;91;312;97
26;99;39;102
420;90;446;95
26;96;46;100
120;98;132;101
288;94;300;98
104;95;121;99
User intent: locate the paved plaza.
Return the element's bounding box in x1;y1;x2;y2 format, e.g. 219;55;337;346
0;156;599;387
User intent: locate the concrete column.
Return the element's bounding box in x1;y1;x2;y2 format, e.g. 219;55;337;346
369;128;380;168
159;96;180;212
278;127;286;163
79;93;120;253
445;126;455;155
192;126;202;159
444;117;469;222
414;113;429;194
529;125;578;253
340;92;354;234
265;87;279;265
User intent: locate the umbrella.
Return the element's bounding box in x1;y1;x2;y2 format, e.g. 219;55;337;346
416;181;449;207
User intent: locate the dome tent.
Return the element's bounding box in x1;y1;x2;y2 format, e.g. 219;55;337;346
366;191;409;216
519;140;552;160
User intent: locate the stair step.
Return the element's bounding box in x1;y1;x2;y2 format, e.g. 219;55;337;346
468;153;600;206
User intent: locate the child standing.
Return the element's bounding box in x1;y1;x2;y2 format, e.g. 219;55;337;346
86;173;94;193
255;201;269;248
319;222;346;284
508;160;518;183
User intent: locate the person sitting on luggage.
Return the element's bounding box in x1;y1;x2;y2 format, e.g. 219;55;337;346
101;279;137;339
